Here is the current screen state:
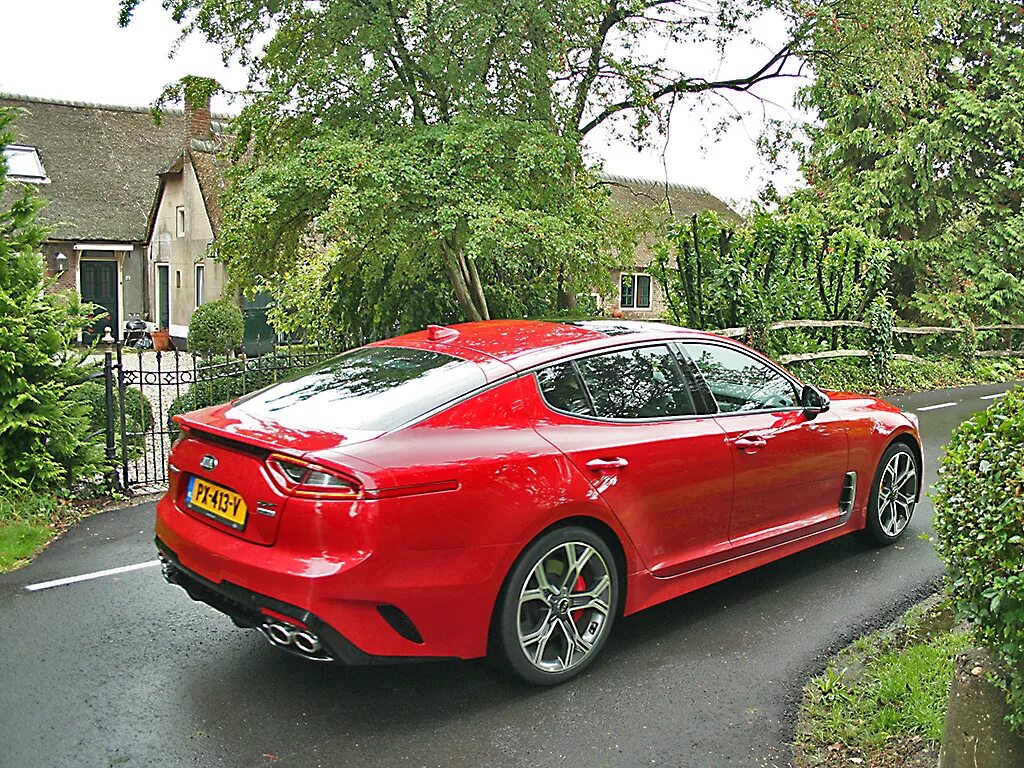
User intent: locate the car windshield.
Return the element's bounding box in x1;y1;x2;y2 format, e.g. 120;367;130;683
232;346;486;432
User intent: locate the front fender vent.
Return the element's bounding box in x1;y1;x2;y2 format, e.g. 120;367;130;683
839;471;857;523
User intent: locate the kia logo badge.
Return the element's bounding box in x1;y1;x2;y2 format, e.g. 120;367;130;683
200;454;218;471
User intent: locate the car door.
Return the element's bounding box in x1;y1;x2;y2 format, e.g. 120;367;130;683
680;341;849;552
531;343;735;577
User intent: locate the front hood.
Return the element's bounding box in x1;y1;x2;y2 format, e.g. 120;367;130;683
824;389;903;414
175;400;383;456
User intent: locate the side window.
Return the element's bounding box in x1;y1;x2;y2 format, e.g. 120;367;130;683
575;345;696;419
536;362;593;416
684;343;798;413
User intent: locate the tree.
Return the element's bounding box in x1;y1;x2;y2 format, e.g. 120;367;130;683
793;0;1024;324
0;107;103;491
649;206;893;349
220;119;631;337
120;0;952;332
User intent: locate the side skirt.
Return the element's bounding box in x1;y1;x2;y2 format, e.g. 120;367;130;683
622;517;860;616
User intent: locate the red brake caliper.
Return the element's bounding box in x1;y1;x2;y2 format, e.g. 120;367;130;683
571;574;586;623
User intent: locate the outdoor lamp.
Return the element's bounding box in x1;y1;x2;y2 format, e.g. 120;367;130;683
55;252;68;273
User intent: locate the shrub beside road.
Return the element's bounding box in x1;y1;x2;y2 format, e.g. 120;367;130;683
934;387;1024;736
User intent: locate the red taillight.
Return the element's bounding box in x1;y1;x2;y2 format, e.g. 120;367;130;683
265;453;362;499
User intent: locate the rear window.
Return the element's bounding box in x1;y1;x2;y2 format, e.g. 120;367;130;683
536;345;697;420
232;346;486;432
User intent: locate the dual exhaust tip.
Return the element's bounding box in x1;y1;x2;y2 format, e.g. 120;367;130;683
263;621;323;656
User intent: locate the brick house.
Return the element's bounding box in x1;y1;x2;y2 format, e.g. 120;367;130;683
0;94;229;345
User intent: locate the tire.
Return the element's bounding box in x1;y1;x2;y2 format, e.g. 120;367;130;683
860;442;920;546
492;526;620;686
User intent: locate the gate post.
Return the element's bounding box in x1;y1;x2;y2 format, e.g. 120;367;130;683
101;327;121;494
115;339;130;493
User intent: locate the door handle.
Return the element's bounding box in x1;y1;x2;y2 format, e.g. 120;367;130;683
585;457;629;473
733;435;768;451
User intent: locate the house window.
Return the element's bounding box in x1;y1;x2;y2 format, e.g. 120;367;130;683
195;264;205;308
3;145;48;183
175;270;181;289
175;206;186;237
620;273;652;310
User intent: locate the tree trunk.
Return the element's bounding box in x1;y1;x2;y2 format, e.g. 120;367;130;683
441;242;489;321
556;265;578;311
463;252;490;320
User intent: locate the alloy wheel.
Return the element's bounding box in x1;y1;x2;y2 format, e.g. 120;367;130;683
516;541;612;673
876;450;917;538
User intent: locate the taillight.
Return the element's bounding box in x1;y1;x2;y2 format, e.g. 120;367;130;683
266;453;362;499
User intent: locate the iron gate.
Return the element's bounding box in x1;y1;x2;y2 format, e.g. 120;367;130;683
99;336;347;493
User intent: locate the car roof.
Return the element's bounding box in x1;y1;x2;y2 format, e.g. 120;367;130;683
372;319;725;377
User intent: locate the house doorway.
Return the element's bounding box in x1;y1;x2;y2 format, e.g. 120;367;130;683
156;263;170;330
80;260;119;344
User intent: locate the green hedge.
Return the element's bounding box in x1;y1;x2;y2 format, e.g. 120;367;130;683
933;387;1024;734
187;300;244;354
167;352;306;436
71;381;151;459
72;381;154;432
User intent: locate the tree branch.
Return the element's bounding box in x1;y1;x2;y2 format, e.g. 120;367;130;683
578;45;796;136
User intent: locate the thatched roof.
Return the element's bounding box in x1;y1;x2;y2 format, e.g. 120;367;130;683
601;173;740;222
0;95;737;244
0;95;217;242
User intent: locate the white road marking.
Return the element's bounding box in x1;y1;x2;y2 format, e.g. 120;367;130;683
916;402;958;412
980;392;1008;400
24;560;160;592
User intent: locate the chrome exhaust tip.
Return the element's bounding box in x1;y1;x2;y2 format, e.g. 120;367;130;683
159;556;178;584
266;622;294;646
293;631;322;654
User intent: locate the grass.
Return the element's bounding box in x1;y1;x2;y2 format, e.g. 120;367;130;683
0;520;53;572
794;597;973;767
0;493;87;574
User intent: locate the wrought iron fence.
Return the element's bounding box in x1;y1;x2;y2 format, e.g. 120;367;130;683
98;334;349;493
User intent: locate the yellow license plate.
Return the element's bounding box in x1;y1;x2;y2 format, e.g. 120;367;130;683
186;476;247;530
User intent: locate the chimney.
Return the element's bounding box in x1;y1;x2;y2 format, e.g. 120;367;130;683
183;90;213;163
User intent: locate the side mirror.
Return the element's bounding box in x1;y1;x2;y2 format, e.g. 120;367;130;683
800;385;830;419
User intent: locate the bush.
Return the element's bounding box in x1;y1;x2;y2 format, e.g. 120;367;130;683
0;108;104;491
933;388;1024;734
187;299;244;355
70;382;149;460
650;208;894;337
71;381;154;432
167;380;238;437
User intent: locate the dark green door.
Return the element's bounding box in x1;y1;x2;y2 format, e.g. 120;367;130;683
157;264;170;329
80;260;119;344
242;292;275;356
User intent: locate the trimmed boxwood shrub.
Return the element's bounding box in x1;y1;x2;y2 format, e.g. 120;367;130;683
187;300;244;355
72;381;154;432
166;351;301;436
933;387;1024;734
70;382;150;460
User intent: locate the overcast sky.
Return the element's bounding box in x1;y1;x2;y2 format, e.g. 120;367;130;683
0;0;807;207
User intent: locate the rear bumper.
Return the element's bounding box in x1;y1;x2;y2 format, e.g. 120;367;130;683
157;538;423;665
155;493;514;661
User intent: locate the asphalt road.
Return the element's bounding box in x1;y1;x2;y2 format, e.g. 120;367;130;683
0;382;1017;768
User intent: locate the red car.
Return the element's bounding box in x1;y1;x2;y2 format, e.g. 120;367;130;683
157;320;922;684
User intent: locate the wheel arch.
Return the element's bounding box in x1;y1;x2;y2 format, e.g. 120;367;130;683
486;514;630;656
888;430;924;500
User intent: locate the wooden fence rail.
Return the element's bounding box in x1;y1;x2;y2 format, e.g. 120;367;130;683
708;320;1024;365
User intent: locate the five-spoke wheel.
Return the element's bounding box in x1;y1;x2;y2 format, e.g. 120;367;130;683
862;442;920;545
494;526;619;685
